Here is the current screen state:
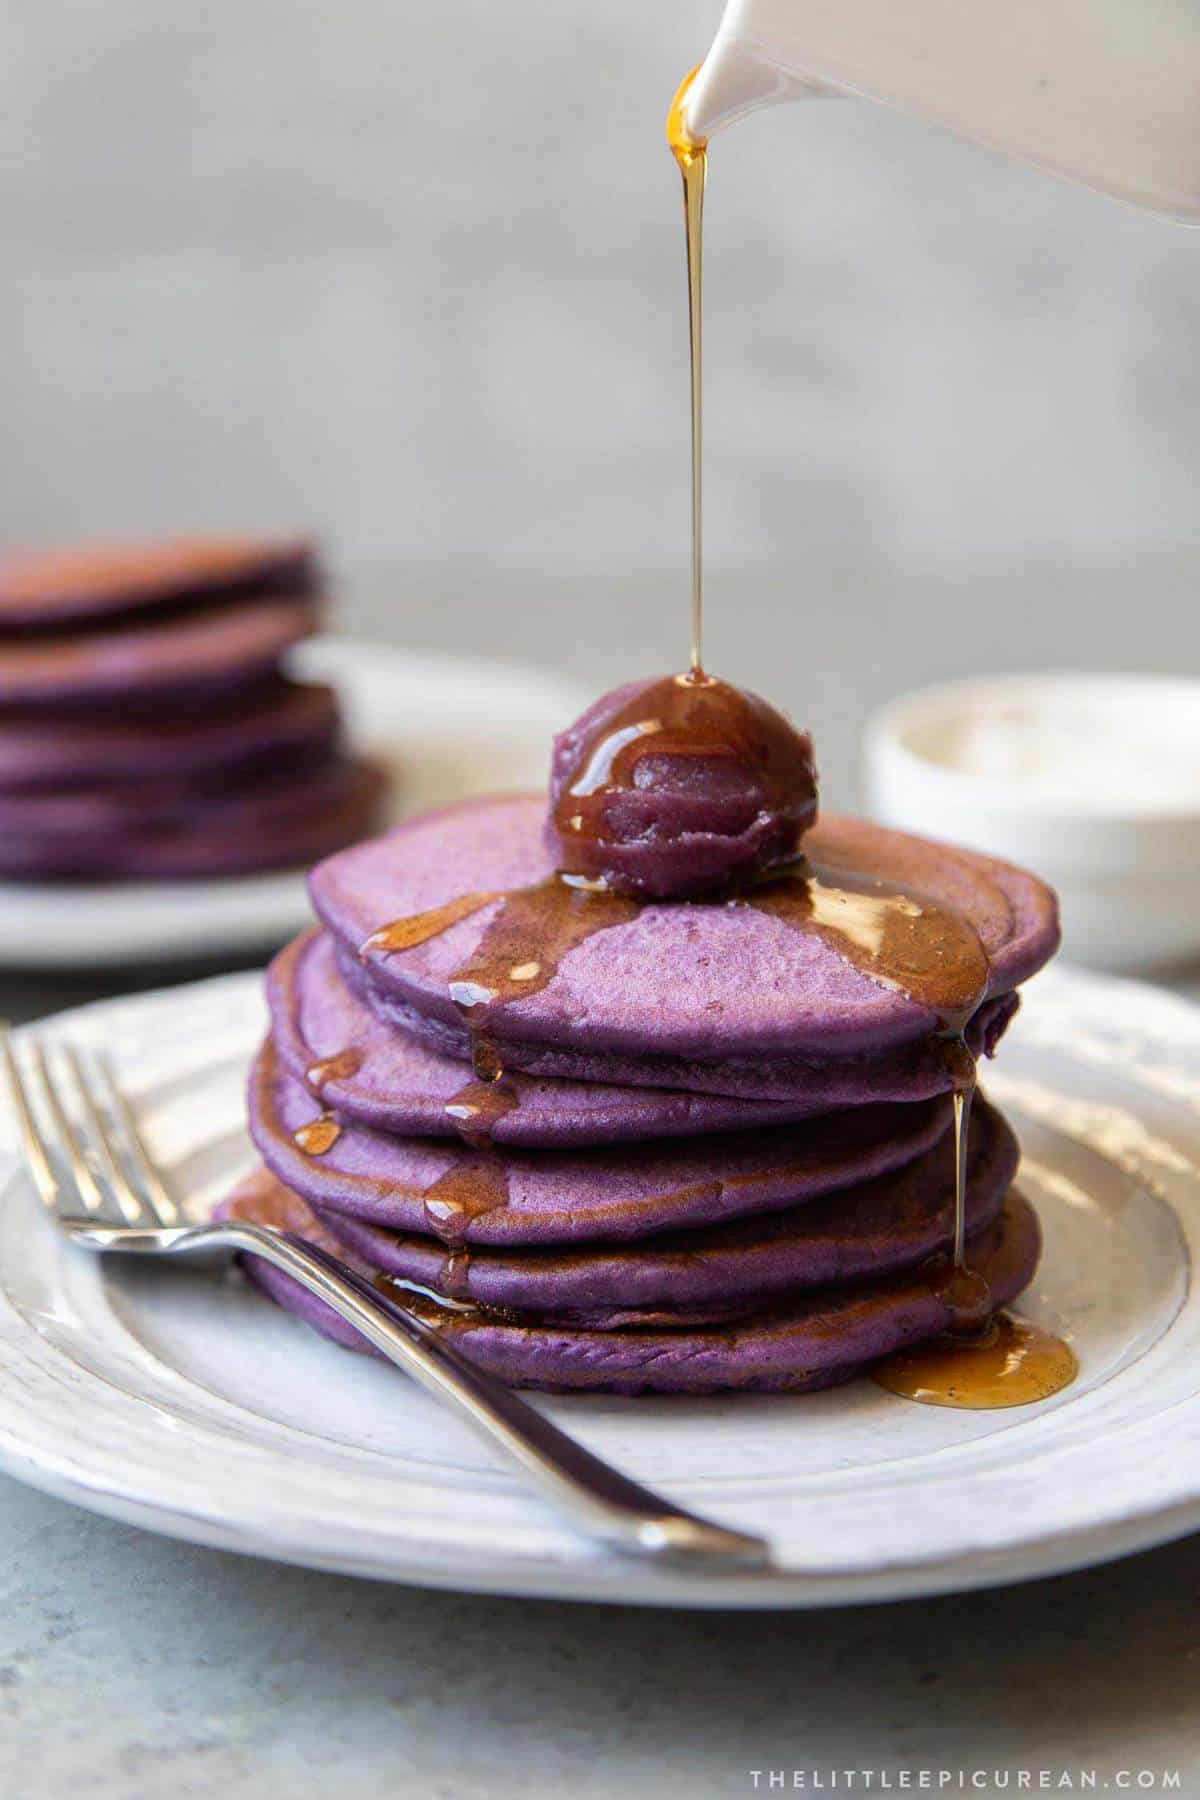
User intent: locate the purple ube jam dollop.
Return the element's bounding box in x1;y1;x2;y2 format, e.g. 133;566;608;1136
546;672;818;899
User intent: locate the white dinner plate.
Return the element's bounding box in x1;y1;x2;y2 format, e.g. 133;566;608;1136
0;637;586;969
0;964;1198;1608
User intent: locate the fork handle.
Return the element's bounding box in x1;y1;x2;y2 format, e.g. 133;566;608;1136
71;1217;769;1569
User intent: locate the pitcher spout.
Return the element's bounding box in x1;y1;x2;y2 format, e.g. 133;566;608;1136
683;0;1200;223
684;30;831;141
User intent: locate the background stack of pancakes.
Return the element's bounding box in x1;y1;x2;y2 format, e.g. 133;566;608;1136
229;792;1060;1394
0;537;385;881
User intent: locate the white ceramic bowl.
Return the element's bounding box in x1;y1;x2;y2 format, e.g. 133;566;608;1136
863;673;1200;973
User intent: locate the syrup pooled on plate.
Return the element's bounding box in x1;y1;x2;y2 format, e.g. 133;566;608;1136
873;1312;1080;1410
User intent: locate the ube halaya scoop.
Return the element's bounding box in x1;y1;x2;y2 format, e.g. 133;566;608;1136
546;672;818;899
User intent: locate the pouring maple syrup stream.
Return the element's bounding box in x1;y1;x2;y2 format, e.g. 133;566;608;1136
667;66;707;677
666;62;1074;1409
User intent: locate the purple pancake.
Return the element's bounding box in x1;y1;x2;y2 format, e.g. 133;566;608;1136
0;756;385;881
269;928;933;1147
341;944;1019;1109
0;745;348;838
249;1031;955;1245
0;680;338;794
222;1169;1041;1394
311;1097;1016;1318
0;535;317;630
0;595;316;710
310;796;1059;1084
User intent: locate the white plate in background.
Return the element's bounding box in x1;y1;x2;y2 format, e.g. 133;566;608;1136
0;965;1197;1607
0;638;585;970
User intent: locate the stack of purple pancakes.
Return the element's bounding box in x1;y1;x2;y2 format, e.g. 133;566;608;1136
227;697;1061;1392
0;537;385;880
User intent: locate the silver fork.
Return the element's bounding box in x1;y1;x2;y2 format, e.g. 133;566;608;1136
0;1024;769;1570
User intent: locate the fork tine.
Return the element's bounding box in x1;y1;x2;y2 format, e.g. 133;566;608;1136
26;1041;110;1217
0;1024;60;1212
60;1047;150;1226
90;1052;179;1225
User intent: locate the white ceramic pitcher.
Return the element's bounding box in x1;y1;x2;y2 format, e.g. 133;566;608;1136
683;0;1200;221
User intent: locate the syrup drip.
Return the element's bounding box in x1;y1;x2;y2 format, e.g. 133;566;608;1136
440;1247;474;1299
362;890;500;956
469;1035;505;1084
872;1313;1079;1409
362;876;637;1110
375;1272;523;1330
667;65;707;675
383;1235;479;1303
445;877;640;1019
443;1072;520;1147
292;1113;341;1156
420;1059;522;1249
950;1085;973;1270
362;893;564;1242
305;1047;363;1091
919;1250;993;1333
374;1273;484;1328
421;1151;510;1245
745;863;990;1034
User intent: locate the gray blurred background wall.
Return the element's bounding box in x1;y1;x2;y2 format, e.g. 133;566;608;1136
2;0;1197;804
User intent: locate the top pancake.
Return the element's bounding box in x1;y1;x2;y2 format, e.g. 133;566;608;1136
0;535;317;630
310;793;1059;1065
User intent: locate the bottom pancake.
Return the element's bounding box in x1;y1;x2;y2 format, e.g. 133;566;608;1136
220;1170;1040;1395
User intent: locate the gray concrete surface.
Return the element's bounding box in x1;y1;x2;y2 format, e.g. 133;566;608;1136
3;1468;1199;1798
